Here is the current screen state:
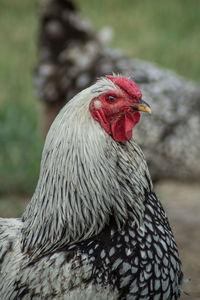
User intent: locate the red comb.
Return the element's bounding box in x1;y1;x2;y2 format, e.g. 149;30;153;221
106;76;142;102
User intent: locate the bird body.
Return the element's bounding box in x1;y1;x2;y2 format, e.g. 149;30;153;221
0;76;182;299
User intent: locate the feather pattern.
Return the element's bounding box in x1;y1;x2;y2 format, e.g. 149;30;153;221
22;78;151;258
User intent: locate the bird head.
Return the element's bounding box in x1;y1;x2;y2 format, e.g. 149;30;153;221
89;76;151;142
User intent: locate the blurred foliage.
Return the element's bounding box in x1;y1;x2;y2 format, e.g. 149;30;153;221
0;102;42;195
76;0;200;82
0;0;42;198
0;194;29;218
0;0;199;216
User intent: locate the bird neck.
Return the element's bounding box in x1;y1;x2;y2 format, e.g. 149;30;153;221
21;100;153;258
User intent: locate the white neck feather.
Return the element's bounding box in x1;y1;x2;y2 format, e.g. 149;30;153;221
21;79;153;257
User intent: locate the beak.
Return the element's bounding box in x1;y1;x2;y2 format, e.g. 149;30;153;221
134;99;152;114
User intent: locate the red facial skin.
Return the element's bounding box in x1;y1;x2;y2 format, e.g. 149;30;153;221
90;77;142;142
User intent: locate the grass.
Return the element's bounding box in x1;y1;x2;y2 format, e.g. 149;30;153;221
0;0;42;198
0;0;200;217
0;102;42;195
76;0;200;82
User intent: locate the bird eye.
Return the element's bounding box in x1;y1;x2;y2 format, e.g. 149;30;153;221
108;95;116;101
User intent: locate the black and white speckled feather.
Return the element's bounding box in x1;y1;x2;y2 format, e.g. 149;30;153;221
0;77;183;299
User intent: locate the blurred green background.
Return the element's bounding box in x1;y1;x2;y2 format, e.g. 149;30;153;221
0;0;200;217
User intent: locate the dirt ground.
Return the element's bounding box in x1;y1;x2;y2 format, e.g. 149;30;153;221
156;181;200;300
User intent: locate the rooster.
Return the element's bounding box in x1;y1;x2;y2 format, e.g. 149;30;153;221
0;76;183;299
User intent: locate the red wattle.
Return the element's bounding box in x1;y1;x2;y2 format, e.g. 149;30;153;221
90;99;141;142
111;111;140;142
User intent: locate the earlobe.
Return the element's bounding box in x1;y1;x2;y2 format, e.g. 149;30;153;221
93;99;103;109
